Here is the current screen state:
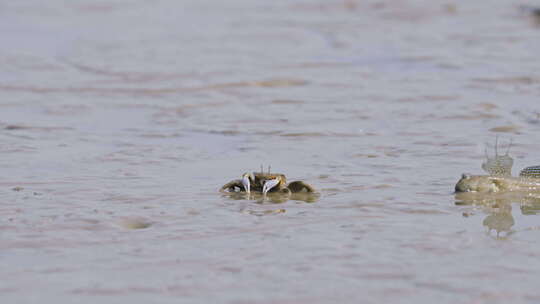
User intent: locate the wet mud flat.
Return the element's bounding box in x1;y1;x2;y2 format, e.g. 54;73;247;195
3;1;540;303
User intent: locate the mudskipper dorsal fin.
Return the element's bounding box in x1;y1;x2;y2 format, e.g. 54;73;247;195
481;137;514;177
519;166;540;178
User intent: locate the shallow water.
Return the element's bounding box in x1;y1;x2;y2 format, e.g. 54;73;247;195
2;0;540;303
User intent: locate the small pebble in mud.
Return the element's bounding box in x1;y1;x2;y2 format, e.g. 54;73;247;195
12;187;24;191
489;125;520;133
5;125;29;130
117;217;152;230
477;103;497;111
352;153;378;158
186;209;200;216
443;4;457;14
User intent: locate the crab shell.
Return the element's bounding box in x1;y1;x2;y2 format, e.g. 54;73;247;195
220;172;287;193
221;171;317;194
253;172;317;194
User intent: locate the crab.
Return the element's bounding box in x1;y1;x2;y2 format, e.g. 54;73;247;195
220;170;316;195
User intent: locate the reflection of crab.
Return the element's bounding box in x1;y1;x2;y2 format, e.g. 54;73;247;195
220;171;316;195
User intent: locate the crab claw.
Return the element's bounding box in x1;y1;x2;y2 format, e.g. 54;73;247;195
262;177;280;195
242;172;254;193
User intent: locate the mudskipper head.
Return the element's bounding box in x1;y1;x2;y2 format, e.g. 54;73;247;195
455;173;501;193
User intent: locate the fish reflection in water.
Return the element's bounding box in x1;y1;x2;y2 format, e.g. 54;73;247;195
520;199;540;215
455;192;540;238
482;203;514;238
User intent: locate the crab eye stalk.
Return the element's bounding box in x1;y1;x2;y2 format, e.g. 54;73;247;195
242;173;252;193
262;177;280;195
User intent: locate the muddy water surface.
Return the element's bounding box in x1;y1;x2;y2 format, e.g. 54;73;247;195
2;1;540;303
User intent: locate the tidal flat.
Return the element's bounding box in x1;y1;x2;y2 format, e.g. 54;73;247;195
2;1;540;303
